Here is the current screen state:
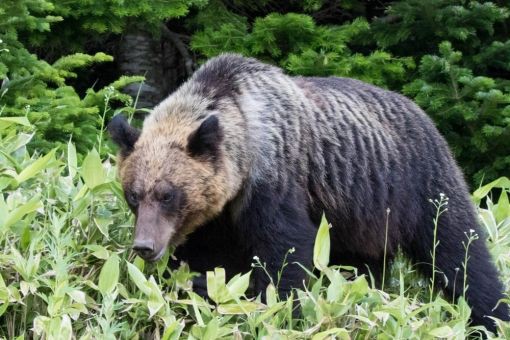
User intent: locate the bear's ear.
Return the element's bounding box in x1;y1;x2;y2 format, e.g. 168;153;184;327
108;114;141;156
187;115;223;159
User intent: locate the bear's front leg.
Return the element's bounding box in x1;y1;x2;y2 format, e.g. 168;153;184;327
171;216;251;299
239;184;316;300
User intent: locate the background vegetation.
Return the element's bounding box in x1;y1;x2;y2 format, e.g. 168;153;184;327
1;0;509;338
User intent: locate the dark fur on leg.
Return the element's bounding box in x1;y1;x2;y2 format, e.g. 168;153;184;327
170;216;251;299
235;182;315;300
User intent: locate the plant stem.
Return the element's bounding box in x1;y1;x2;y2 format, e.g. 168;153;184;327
382;208;390;291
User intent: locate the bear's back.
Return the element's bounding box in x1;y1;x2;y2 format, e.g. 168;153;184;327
289;75;468;256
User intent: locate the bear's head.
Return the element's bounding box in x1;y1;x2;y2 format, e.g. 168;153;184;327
108;114;229;261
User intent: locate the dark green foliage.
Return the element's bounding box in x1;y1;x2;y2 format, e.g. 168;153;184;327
1;1;143;154
371;1;508;56
403;42;510;184
370;0;510;184
192;12;414;88
26;0;208;52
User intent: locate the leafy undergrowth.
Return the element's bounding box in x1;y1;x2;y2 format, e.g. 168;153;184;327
1;117;510;340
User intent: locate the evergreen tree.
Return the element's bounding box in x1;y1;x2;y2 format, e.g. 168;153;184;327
0;0;143;154
372;0;510;184
191;4;414;89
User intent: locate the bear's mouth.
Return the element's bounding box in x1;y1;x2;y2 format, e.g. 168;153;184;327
146;246;168;262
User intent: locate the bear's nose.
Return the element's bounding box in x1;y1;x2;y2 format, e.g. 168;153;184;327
133;239;154;259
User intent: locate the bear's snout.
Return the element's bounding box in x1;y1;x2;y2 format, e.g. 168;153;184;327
133;239;155;260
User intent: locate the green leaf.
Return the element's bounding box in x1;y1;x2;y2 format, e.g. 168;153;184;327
126;261;151;295
203;317;219;340
2;195;42;231
206;268;230;304
59;314;73;340
495;190;510;223
266;283;278;307
67;140;77;179
0;116;31;130
217;301;261;314
313;213;331;271
312;328;350;340
84;245;110;260
473;177;510;202
226;272;251;298
98;254;119;296
147;298;164;318
14;149;56;186
161;318;184;340
94;217;112;238
67;290;87;304
81;148;106;189
428;325;453;337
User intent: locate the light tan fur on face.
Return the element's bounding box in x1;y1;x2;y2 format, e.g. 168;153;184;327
119;117;231;246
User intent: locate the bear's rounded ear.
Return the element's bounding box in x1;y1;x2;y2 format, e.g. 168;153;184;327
187;115;223;159
107;114;141;156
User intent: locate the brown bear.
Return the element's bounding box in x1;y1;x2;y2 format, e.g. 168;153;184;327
108;53;508;332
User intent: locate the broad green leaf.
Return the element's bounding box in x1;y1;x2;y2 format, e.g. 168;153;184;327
312;328;350;340
98;254;119;296
73;184;88;201
206;268;230;304
2;195;42;230
313;213;331;271
349;276;369;299
148;298;164;318
126;261;151;295
0;194;7;229
0;274;8;317
81;148;105;189
217;301;261;314
67;140;77;179
157;248;171;278
473;177;510;202
226;272;250;297
428;325;453;337
0;300;8;317
33;316;50;337
84;245;110;260
255;302;285;324
6;132;33;154
161;318;185;340
0;177;14;192
147;276;165;303
68;290;87;304
14;149;56;186
0;149;21;172
495;190;509;223
59;314;73;340
266;283;278;307
94;217;112;238
134;256;145;272
202;317;219;340
0;116;31;130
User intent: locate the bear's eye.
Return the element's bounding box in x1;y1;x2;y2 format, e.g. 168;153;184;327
126;191;139;206
160;191;174;203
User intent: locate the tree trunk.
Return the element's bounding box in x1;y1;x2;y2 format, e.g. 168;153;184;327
117;29;194;111
118;30;167;109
